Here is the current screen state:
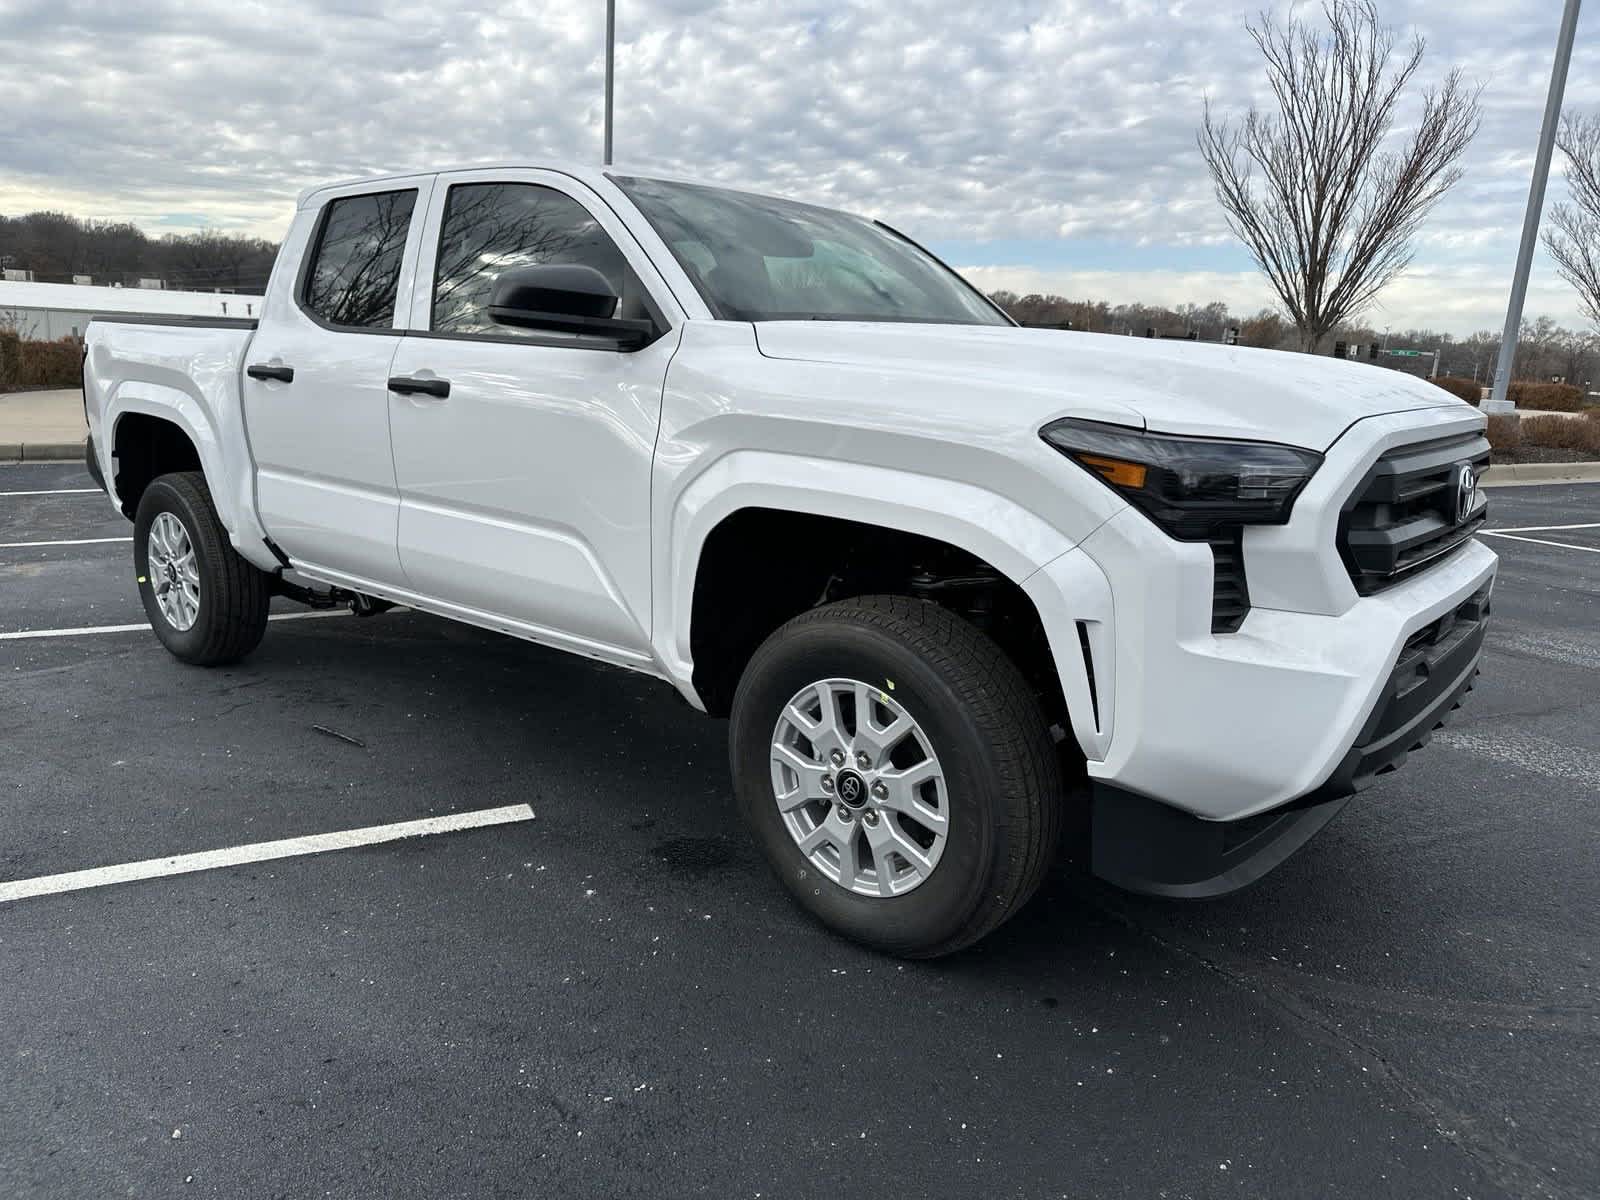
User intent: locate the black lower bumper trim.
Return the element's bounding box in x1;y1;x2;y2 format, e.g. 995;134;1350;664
1091;583;1490;899
1091;783;1349;899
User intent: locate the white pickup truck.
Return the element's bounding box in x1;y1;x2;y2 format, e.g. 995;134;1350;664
83;163;1496;956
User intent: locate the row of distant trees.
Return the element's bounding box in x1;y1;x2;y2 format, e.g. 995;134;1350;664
987;289;1598;388
0;211;277;292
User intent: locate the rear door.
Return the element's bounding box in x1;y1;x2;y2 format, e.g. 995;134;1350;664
384;169;681;659
243;178;432;586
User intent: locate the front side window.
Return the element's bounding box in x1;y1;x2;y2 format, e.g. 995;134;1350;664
432;183;644;338
612;175;1009;326
302;189;417;329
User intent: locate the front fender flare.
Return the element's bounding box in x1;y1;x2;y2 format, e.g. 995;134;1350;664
653;451;1114;759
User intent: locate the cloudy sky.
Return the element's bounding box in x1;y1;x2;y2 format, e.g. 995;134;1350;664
1;0;1596;335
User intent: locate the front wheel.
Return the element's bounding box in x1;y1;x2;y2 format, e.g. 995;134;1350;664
133;472;271;666
730;595;1062;958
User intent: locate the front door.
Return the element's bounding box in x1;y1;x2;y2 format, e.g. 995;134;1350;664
243;180;431;586
384;172;679;659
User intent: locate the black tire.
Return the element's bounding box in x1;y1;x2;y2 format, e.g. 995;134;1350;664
133;471;271;666
730;595;1062;958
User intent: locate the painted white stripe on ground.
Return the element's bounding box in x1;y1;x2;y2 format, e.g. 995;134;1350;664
0;804;535;904
1486;522;1600;533
0;535;130;548
0;609;352;641
0;488;102;497
1479;532;1600;554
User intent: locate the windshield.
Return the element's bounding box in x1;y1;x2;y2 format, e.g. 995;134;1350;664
613;175;1011;326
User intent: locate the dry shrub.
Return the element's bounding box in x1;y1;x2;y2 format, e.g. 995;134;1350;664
1431;376;1482;404
1521;414;1600;454
0;331;82;391
1486;413;1522;451
1508;381;1584;411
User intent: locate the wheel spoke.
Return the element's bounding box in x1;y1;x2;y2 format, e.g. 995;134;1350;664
771;743;829;812
877;761;946;834
852;682;910;762
797;814;844;857
835;822;860;891
868;817;933;878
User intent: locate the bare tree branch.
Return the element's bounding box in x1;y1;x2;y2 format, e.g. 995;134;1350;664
1197;1;1480;352
1543;110;1600;335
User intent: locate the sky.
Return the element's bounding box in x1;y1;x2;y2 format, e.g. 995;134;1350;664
1;0;1596;336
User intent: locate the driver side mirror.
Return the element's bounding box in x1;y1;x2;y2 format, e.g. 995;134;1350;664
487;264;655;349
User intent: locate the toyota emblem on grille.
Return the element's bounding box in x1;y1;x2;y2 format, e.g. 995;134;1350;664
1454;463;1477;524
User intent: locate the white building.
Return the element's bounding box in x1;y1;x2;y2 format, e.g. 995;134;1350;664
0;281;265;342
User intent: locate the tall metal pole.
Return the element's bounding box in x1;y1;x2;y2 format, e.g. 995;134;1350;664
601;0;614;169
1484;0;1582;414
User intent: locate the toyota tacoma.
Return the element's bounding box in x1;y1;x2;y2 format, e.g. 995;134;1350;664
82;163;1496;956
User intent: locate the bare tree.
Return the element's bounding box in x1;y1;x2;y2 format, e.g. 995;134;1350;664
1544;111;1600;335
1198;1;1480;353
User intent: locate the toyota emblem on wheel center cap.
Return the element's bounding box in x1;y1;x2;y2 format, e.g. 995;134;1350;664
835;769;867;808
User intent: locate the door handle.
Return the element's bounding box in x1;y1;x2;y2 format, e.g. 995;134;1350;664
387;376;451;399
246;363;295;383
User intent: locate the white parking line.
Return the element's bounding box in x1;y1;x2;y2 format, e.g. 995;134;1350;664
1479;532;1600;553
1486;522;1600;533
0;488;102;497
0;535;131;548
0;609;352;641
0;804;535;904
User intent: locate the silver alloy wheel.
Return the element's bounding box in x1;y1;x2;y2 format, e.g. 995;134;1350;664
147;510;201;632
770;678;949;897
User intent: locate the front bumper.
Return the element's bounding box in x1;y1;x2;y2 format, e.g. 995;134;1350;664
1089;580;1490;898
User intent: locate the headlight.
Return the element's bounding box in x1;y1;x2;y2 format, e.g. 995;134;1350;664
1041;418;1322;541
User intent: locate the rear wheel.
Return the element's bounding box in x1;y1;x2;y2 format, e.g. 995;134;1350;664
730;595;1061;958
133;472;271;665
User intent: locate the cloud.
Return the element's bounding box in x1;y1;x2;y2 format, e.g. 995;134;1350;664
1;0;1597;334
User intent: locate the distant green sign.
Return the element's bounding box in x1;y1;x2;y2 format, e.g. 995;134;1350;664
1385;350;1424;357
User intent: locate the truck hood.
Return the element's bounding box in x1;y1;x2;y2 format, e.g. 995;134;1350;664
753;322;1467;451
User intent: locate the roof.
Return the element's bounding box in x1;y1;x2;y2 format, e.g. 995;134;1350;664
296;160;609;207
0;280;264;317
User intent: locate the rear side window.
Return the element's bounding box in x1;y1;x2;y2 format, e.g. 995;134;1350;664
302;189;417;329
431;183;645;338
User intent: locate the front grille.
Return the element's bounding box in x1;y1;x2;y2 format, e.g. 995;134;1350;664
1339;431;1490;595
1209;532;1250;633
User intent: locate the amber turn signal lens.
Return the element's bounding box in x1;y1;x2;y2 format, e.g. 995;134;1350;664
1077;454;1148;489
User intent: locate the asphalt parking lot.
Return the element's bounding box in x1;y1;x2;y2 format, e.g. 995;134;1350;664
1;462;1596;1200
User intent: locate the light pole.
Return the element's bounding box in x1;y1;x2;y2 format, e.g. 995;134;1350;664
1485;0;1583;414
601;0;614;169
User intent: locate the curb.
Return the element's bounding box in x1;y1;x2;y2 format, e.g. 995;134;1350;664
1481;461;1600;487
0;440;86;464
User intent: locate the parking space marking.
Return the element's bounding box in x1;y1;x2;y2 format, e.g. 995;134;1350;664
0;536;131;548
0;609;352;641
1480;532;1600;554
0;488;103;497
1486;522;1600;533
0;804;535;904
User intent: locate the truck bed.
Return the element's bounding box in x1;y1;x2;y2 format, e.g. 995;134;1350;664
83;316;276;569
